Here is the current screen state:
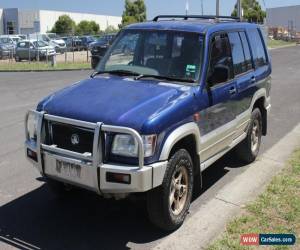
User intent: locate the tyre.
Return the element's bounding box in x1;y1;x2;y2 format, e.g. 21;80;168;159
46;178;72;198
147;149;194;231
235;108;262;163
15;56;20;62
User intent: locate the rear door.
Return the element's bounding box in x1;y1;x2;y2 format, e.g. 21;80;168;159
199;32;238;161
227;31;256;138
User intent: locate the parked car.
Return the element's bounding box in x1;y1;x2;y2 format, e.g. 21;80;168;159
61;36;83;51
0;43;11;59
25;15;271;231
15;40;56;61
29;33;67;54
0;37;16;56
79;36;96;50
0;35;22;44
90;33;116;69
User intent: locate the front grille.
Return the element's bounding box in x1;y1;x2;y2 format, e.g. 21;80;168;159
49;122;94;154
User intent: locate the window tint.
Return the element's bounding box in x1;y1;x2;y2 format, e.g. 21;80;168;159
248;29;267;68
239;32;252;71
228;32;245;75
208;33;234;86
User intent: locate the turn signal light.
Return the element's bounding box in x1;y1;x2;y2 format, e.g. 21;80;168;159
106;172;131;184
27;149;38;162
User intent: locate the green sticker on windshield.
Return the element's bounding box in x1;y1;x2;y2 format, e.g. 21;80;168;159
186;64;196;77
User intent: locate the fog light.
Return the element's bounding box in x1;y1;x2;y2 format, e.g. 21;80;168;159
106;172;131;184
27;149;38;162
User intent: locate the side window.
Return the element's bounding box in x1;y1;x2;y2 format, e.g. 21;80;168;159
208;33;234;86
18;42;26;48
228;32;245;76
239;32;252;71
248;29;268;68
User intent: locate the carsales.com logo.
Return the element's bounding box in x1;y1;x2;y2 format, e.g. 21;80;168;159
241;234;296;246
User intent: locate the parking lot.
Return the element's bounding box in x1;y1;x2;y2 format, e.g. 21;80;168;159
0;46;300;250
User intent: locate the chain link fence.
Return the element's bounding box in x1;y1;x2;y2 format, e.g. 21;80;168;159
0;33;109;70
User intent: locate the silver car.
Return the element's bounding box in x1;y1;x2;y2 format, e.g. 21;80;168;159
15;40;56;62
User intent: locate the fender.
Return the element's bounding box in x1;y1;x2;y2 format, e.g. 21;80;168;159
159;122;201;161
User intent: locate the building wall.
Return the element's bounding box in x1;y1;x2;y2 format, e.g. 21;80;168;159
39;10;121;34
0;9;3;35
267;5;300;32
18;10;40;34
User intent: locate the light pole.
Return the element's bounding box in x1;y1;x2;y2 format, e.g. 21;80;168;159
201;0;204;15
216;0;220;17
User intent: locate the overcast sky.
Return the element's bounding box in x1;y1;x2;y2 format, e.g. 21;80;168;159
0;0;299;18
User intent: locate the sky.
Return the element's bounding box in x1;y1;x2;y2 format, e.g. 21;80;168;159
0;0;299;18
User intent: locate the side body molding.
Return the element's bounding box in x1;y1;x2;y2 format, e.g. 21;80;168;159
159;122;201;161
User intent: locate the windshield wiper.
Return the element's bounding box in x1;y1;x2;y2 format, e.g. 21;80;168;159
134;74;196;83
90;70;140;78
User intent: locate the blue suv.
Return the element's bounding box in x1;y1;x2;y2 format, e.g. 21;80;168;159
25;15;271;231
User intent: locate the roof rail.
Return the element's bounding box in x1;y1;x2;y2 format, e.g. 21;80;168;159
153;15;241;22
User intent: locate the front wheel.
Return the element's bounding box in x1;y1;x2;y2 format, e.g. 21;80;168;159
235;108;262;163
147;149;194;231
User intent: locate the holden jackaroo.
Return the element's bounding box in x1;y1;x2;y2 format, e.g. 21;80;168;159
25;15;271;231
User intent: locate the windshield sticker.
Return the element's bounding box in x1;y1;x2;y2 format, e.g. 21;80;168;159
186;64;197;77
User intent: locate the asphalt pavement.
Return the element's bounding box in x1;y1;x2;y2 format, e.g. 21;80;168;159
0;46;300;250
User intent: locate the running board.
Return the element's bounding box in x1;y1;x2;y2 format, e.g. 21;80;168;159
200;132;247;172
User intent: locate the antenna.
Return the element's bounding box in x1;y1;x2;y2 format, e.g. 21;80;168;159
185;0;189;16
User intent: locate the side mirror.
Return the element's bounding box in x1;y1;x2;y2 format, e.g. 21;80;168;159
208;65;229;86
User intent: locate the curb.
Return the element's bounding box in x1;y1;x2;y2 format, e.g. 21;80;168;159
268;44;298;50
152;123;300;250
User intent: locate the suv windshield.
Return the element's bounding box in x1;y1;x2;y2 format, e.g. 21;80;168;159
97;30;203;83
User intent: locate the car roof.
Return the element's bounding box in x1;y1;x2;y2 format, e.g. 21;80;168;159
125;19;259;34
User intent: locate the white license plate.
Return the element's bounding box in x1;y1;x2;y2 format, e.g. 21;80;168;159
56;160;81;179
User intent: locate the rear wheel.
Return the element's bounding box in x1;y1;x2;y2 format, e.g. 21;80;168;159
147;149;194;231
235;108;262;163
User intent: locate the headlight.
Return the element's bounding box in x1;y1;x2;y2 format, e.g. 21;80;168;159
112;134;157;158
26;112;38;141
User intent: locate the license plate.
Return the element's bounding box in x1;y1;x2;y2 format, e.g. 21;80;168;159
56;160;81;179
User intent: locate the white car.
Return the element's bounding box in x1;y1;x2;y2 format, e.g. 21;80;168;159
29;33;66;54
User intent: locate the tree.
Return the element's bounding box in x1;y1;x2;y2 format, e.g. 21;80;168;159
51;15;76;35
232;0;266;23
105;25;119;34
120;0;147;28
75;20;100;35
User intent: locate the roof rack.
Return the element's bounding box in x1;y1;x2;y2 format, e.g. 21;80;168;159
153;15;241;22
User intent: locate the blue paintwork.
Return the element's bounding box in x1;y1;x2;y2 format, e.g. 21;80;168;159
37;19;272;165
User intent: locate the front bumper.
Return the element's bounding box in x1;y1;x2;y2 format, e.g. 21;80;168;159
25;111;167;195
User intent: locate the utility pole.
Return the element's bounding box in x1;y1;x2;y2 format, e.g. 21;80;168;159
216;0;220;17
201;0;204;15
237;0;242;19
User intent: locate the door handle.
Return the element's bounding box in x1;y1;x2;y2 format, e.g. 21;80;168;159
251;76;256;84
229;87;237;95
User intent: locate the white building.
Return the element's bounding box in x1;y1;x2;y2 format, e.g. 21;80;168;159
0;8;121;35
0;9;3;34
267;5;300;32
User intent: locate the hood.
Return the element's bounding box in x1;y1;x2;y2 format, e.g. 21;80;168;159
38;76;196;134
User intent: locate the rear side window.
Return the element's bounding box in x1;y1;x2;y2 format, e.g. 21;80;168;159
239;32;252;71
228;32;246;76
248;29;268;68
